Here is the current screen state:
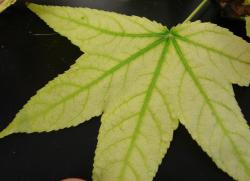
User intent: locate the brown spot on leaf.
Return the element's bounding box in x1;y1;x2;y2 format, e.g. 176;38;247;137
0;0;5;4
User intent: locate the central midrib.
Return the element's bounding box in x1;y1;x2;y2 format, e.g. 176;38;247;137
117;40;170;180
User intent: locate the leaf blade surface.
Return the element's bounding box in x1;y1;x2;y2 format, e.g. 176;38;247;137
1;4;250;181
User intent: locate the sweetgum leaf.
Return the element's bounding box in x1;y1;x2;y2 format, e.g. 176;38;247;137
1;3;250;181
0;0;16;13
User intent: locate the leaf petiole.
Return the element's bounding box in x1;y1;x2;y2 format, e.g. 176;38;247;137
183;0;208;23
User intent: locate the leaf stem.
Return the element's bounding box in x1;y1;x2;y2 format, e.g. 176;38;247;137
183;0;208;23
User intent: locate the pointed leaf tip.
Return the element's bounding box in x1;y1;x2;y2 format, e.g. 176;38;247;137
0;124;14;139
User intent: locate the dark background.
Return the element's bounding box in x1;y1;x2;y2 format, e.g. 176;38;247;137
0;0;249;180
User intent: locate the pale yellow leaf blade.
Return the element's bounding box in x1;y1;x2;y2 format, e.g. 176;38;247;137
173;21;250;86
27;3;166;56
0;54;113;137
93;41;178;181
1;4;250;181
162;22;250;181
